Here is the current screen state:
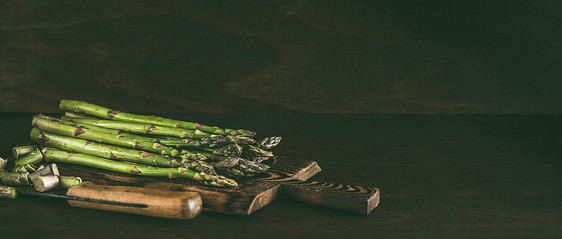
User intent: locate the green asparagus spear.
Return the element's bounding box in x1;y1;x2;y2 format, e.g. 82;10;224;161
62;116;256;145
57;115;240;150
43;148;237;187
59;100;255;137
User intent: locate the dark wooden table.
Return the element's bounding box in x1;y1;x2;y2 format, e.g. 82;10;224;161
1;114;561;238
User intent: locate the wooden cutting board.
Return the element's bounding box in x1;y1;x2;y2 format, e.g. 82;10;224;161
57;157;380;215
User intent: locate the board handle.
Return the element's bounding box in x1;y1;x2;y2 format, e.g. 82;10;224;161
280;179;380;215
66;182;202;219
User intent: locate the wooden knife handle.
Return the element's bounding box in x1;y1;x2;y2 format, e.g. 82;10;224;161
280;180;380;215
66;182;202;219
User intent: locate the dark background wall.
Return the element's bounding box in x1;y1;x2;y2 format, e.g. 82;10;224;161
1;0;561;114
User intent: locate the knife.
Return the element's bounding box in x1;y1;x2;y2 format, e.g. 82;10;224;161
17;182;202;219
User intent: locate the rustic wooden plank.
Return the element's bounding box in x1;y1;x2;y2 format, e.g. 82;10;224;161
280;180;380;215
58;155;379;215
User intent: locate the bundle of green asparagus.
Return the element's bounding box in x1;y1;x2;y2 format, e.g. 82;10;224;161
22;100;281;187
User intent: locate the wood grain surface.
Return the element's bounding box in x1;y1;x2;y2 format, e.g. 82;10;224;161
1;1;561;114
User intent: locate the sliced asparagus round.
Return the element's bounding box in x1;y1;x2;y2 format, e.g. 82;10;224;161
33;175;60;192
12;145;37;159
58;176;83;189
0;185;17;199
